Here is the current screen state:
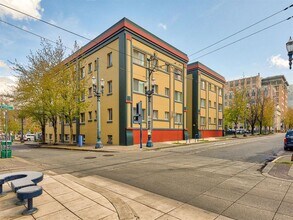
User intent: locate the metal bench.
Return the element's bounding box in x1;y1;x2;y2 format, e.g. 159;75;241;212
0;171;43;195
17;186;43;215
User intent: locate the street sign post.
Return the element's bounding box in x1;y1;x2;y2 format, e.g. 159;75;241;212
0;104;14;110
0;104;14;158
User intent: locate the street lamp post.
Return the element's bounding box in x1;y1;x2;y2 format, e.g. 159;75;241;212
145;53;158;147
92;76;104;148
286;37;293;69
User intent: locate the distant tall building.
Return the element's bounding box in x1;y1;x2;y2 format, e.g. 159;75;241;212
261;75;288;130
224;73;261;107
224;73;287;131
287;85;293;107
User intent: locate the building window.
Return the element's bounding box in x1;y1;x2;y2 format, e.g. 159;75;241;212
209;83;212;91
235;81;239;86
247;79;250;84
81;91;85;101
165;112;169;120
88;111;92;121
175;91;183;102
133;79;145;94
107;52;112;67
88;87;92;97
208;100;211;108
49;134;52;140
175;113;182;124
133;49;145;66
108;81;112;94
200;117;205;125
107;135;113;144
165;88;170;97
80;67;85;79
95;110;97;120
153;110;158;119
88;63;92;73
65;134;69;141
108;108;113;121
200;98;206;108
214;118;216;124
219;104;223;112
252;90;255;96
201;81;206;90
230;81;233;87
214;102;217;108
219;88;222;96
174;69;182;80
153;85;158;94
208;117;211;124
80;113;85;123
219;119;223;126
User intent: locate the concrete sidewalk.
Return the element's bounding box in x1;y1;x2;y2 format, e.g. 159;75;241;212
0;171;232;219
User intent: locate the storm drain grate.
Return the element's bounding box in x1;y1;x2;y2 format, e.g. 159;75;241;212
84;156;97;159
103;154;114;157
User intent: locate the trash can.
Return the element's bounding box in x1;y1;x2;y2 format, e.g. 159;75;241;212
78;135;83;147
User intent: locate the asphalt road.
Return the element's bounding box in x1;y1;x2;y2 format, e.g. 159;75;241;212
10;133;286;204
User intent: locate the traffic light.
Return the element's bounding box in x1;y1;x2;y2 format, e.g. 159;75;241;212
133;115;142;124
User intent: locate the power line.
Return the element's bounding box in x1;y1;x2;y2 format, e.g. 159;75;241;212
0;3;91;41
188;3;293;57
0;18;191;83
0;19;74;51
0;3;148;64
190;16;293;62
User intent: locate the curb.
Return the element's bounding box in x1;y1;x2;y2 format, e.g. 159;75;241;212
39;146;117;153
262;160;293;183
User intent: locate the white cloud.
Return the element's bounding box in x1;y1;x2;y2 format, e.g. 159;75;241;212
158;23;167;30
269;54;288;69
0;0;43;20
0;76;16;94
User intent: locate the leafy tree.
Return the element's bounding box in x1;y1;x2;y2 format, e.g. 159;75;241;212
224;89;247;137
59;61;89;144
11;38;65;144
263;97;275;133
284;108;293;129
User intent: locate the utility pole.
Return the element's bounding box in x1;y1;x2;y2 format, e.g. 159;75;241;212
145;53;157;147
92;58;104;148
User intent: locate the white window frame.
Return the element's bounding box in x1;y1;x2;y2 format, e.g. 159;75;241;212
200;99;206;108
133;79;145;94
175;91;183;102
175;113;182;124
133;49;145;66
107;52;113;67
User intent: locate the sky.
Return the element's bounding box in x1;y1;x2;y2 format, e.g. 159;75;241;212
0;0;292;93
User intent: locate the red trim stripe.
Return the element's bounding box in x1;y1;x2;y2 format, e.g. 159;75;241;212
64;18;188;64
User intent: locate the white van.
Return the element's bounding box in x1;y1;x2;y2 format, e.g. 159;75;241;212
25;134;35;141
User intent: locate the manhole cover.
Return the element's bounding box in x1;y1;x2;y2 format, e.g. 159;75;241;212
103;154;114;157
84;156;97;159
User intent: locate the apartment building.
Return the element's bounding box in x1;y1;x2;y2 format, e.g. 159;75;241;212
224;74;261;107
45;18;189;145
262;75;289;130
187;62;225;138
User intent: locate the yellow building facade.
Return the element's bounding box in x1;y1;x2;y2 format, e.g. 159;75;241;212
45;18;189;145
187;62;225;138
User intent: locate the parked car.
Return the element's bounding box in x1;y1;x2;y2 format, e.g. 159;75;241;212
284;130;293;150
24;134;36;141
